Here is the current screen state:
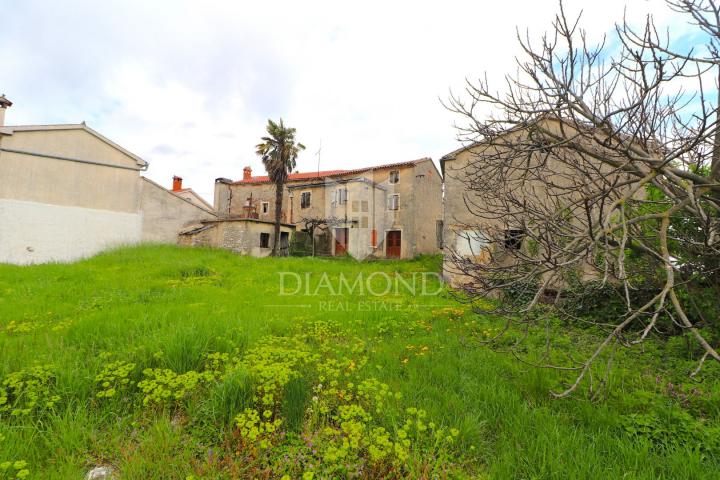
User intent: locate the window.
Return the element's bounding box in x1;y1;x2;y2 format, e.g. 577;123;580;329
389;170;399;184
352;200;359;212
456;230;488;257
300;191;311;209
361;216;368;228
337;188;348;205
387;194;399;211
504;229;525;250
361;200;369;212
260;232;270;249
436;220;444;249
261;202;269;214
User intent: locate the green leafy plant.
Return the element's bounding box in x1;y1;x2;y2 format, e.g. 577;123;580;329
0;365;60;418
0;460;30;480
95;360;136;399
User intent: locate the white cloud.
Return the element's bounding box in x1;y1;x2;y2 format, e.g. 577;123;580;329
0;0;692;200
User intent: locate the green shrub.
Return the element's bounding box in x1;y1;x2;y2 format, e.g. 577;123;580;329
0;365;60;418
95;359;136;399
620;409;720;457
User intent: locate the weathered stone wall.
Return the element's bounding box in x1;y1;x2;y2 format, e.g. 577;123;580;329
221;160;444;259
214;180;232;214
178;225;217;248
139;177;216;243
441;120;638;285
179;219;295;258
223;182;280;220
411;159;443;256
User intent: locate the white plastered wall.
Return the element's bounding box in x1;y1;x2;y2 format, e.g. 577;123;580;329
0;198;142;265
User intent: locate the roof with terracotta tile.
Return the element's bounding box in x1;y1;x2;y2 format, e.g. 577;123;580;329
231;158;433;185
233;169;346;185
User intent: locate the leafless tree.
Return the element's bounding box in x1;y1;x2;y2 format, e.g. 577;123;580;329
445;0;720;397
299;216;341;256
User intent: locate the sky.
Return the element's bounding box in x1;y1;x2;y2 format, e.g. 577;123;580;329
0;0;691;201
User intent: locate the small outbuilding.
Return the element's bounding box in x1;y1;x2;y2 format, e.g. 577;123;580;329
179;218;296;257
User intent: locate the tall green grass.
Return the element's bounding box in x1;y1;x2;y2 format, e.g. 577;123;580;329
0;244;717;479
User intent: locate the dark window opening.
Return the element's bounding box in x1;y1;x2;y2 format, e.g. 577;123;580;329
504;229;525;250
389;170;399;184
300;192;311;209
260;232;270;248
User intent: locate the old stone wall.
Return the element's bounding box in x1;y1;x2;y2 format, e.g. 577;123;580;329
140;177;216;243
179;219;294;258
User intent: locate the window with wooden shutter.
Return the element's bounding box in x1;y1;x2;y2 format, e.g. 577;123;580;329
387;194;399;211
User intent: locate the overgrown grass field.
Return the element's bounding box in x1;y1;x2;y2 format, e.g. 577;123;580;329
0;245;718;479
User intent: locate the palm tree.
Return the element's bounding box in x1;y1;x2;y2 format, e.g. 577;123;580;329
256;119;305;256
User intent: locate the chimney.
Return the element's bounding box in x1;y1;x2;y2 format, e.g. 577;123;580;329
0;95;12;127
243;166;252;181
172;176;183;191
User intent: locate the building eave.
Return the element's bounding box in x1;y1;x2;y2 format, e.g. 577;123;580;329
141;176;217;216
203;216;296;229
3;123;149;168
228;158;433;185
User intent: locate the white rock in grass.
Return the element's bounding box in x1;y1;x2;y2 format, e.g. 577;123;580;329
85;466;114;480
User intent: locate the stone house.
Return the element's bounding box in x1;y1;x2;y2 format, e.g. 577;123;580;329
0;97;216;264
440;117;642;286
214;158;443;259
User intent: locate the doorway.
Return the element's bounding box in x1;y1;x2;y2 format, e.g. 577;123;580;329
279;231;290;256
334;228;349;256
386;230;401;258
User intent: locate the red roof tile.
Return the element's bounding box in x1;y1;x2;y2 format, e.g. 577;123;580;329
231;158;430;185
233;169;347;184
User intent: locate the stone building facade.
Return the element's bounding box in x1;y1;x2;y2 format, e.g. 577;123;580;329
440;118;642;286
178;218;295;257
214;158;443;259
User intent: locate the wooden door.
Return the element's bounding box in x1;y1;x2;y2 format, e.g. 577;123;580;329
334;228;348;256
386;230;401;258
279;232;290;256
